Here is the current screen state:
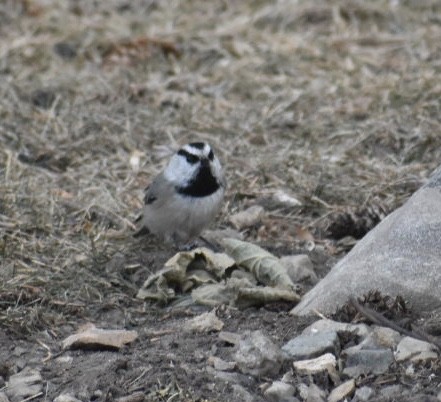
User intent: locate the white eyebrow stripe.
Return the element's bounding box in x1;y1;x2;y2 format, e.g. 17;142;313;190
182;143;211;157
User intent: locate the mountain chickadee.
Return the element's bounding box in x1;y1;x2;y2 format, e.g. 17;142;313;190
135;142;225;245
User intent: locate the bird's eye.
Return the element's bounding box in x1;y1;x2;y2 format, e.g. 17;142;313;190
186;154;199;164
208;150;214;161
178;149;199;164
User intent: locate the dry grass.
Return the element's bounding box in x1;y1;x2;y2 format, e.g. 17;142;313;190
1;0;441;336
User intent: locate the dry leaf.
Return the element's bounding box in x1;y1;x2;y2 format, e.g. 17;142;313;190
235;286;301;309
222;238;297;290
183;309;224;333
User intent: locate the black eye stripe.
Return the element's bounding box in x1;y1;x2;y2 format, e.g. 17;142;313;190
178;149;199;164
208;150;214;161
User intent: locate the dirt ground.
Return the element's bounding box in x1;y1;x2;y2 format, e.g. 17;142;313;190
2;0;441;401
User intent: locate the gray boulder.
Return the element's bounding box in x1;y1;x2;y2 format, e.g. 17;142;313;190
293;166;441;315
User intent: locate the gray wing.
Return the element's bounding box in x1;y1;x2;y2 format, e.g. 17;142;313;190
143;173;172;206
133;174;170;237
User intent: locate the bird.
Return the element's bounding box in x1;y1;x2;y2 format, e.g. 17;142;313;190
134;142;226;246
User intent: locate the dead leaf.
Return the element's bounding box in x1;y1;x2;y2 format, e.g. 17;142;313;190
137;247;235;303
183;309;224;333
235;286;301;309
272;190;302;208
221;238;298;290
62;324;138;350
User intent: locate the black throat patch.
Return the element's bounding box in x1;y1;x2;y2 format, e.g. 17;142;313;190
176;165;220;197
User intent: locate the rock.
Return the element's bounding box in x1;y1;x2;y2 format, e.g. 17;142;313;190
292;166;441;316
302;318;370;339
280;255;318;285
328;379;355;402
293;353;336;375
6;367;42;402
53;394;83;402
305;383;326;402
282;331;340;360
378;384;403;399
264;381;296;402
342;349;394;377
231;384;255;402
233;330;285;377
0;392;10;402
395;336;438;362
368;326;402;349
344;326;402;353
354;386;375;401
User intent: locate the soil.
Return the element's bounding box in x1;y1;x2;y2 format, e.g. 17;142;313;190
2;0;441;401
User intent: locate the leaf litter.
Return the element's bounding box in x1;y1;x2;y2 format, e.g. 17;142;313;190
2;0;441;400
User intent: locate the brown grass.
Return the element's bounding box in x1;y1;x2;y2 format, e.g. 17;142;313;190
1;0;441;336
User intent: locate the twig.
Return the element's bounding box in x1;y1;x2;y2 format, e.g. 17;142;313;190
349;296;441;350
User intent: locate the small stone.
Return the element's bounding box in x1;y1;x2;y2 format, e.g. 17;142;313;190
343;349;394;378
395;336;438;362
232;384;255;402
355;386;375;401
264;381;296;402
305;383;326;402
0;392;10;402
233;330;285;377
31;89;56;109
53;394;83;402
280;255;318;285
328;379;355;402
379;384;403;399
293;353;336;374
53;42;77;60
282;331;340;360
370;326;402;348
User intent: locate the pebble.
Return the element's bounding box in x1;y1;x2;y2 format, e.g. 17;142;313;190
304;383;326;402
264;381;296;402
0;392;10;402
378;384;403;399
282;331;340;360
293;353;336;375
328;379;355;402
54;394;83;402
395;336;438;362
233;330;285;377
354;386;375;401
